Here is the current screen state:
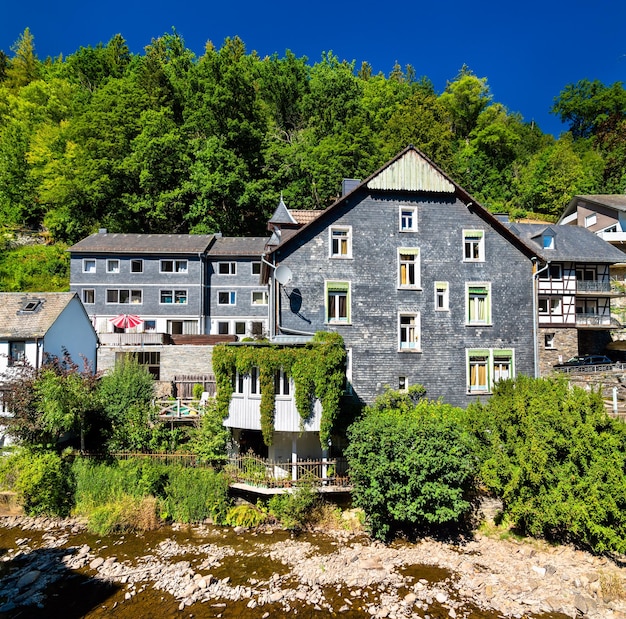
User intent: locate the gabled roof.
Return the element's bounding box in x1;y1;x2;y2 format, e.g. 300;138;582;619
559;195;626;223
266;145;538;261
505;223;626;263
68;232;215;254
0;293;82;339
208;236;269;257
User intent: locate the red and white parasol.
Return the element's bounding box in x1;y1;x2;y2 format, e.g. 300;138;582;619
109;314;144;329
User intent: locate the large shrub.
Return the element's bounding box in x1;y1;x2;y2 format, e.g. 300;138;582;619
98;357;155;451
468;375;626;553
11;450;74;516
163;466;231;524
345;389;477;540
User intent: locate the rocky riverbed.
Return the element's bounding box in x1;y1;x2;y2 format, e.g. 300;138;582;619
0;514;625;619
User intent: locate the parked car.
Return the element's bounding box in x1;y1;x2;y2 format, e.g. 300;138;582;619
554;354;614;369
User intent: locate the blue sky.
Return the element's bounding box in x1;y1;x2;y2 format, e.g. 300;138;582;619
2;0;625;137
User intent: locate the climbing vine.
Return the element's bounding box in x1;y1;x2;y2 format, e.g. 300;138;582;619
212;332;347;446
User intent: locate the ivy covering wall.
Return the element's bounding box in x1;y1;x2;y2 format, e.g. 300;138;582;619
212;332;347;446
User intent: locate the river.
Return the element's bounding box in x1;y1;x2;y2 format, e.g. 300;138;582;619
0;517;585;619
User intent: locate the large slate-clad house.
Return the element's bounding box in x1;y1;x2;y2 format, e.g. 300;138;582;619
262;146;539;408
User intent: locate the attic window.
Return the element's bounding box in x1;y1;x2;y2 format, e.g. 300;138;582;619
543;233;555;250
22;300;41;312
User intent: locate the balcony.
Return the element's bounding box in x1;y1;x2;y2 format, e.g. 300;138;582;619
576;313;622;329
98;332;170;346
576;281;621;296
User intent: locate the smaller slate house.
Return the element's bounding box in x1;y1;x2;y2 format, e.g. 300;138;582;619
69;231;215;336
259;146;542;409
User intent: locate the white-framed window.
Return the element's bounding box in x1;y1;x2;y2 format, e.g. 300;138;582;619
544;333;555;349
538;296;561;317
218;322;230;335
252;291;269;305
160;259;188;273
250;367;260;396
82;289;95;304
463;230;485;262
218;291;236;305
326;281;350;323
398;376;408;391
160;290;188;304
251;261;261;275
466;283;491;325
130;259;143;273
398;249;420;289
144;320;156;332
543;232;555;249
330;226;352;258
8;341;26;367
274;369;291;396
468;351;489;393
399;206;418;232
435;281;449;311
106;289;142;304
585;213;597;228
235;321;246;336
218;262;236;275
233;371;245;395
493;352;513;383
467;348;514;394
83;259;96;273
107;259;120;273
398;312;420;351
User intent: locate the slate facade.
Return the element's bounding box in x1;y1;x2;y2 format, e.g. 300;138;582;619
266;147;538;408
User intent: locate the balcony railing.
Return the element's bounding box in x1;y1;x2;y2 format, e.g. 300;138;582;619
98;332;169;346
576;281;613;294
575;313;622;328
225;454;350;489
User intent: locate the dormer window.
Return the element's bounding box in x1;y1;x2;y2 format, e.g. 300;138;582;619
543;232;555;250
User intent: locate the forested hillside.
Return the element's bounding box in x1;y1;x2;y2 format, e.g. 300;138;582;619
0;28;625;290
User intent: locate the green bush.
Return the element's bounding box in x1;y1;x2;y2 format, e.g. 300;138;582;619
188;400;229;463
468;376;626;553
268;480;319;530
12;450;74;517
87;495;159;536
345;389;477;540
163;466;231;524
225;502;268;528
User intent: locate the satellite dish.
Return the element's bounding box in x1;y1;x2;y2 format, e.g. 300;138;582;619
274;265;293;285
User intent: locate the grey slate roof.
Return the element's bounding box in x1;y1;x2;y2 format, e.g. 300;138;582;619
208;237;269;257
68;232;215;254
505;223;626;263
0;293;79;339
268;196;298;226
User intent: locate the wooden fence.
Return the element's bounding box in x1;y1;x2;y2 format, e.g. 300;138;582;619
172;374;216;399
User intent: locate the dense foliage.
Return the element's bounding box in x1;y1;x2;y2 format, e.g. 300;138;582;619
212;331;347;446
1;28;625;264
345;387;477;540
467;376;626;554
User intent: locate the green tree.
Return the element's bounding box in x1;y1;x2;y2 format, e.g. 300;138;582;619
552;79;626;139
516;133;602;218
188;399;229;463
439;66;491;141
346;388;476;540
98;356;155;452
5;28;40;90
468;376;626;553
